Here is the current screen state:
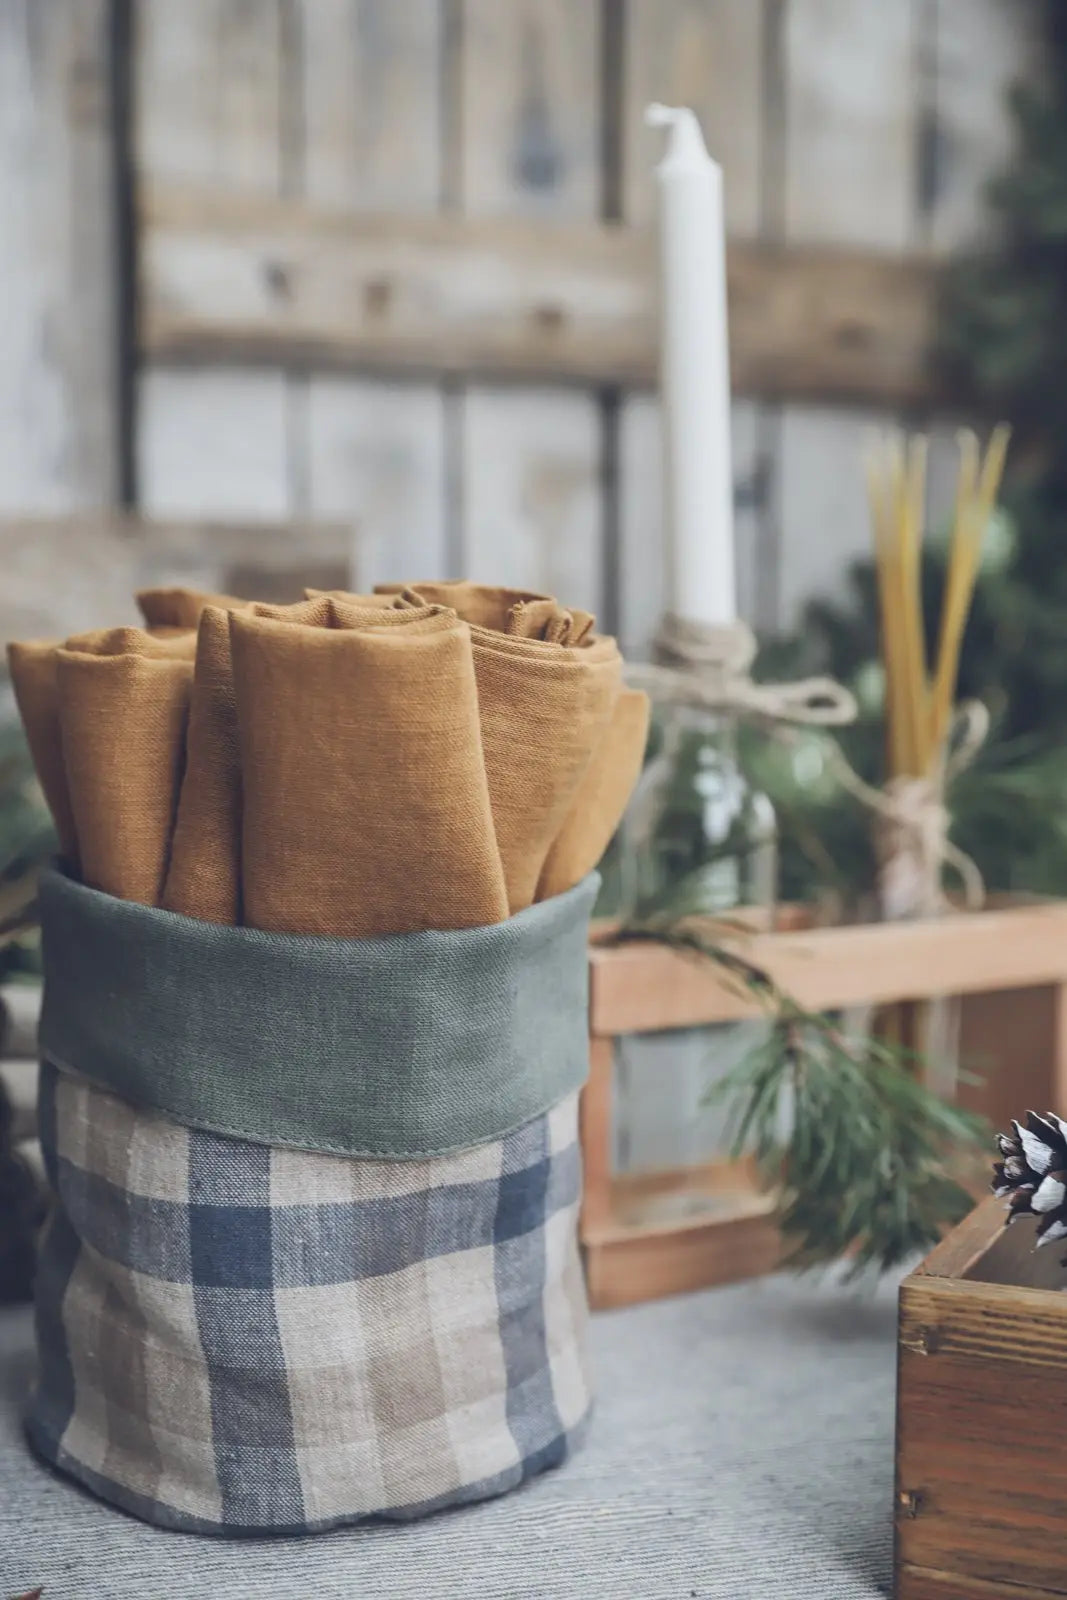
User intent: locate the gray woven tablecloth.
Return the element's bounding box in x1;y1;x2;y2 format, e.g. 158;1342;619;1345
0;1270;899;1600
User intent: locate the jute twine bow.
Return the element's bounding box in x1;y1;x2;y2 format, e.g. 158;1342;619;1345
626;615;857;725
627;613;988;917
819;699;989;918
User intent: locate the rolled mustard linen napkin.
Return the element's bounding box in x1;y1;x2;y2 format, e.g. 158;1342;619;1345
7;642;80;868
376;582;597;646
536;688;651;901
65;625;197;661
137;587;249;632
340;583;628;912
374;581;553;634
160;594;288;925
467;628;621;912
13;579;644;929
507;598;596;645
162;594;435;926
8;628;197;883
56;629;193;906
160;605;244;924
231;601;508;937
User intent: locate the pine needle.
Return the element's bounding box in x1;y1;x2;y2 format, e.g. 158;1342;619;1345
613;913;988;1276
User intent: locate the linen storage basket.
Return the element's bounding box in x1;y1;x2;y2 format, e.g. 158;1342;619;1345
27;868;596;1536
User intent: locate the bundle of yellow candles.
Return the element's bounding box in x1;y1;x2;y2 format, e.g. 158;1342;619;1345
866;425;1011;784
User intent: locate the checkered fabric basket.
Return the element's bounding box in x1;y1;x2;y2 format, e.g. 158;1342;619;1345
27;870;596;1536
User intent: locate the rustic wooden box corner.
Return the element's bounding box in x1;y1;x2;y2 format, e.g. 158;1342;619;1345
896;1195;1067;1600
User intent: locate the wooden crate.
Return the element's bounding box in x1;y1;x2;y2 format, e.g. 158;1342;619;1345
582;900;1067;1311
896;1196;1067;1599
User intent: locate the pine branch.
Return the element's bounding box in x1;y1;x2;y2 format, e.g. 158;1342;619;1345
612;912;988;1277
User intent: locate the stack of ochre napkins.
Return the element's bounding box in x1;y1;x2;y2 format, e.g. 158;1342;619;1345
8;581;649;937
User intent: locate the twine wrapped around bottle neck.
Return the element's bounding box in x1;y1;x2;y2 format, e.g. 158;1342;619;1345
625;614;858;726
818;700;989;917
627;612;988;918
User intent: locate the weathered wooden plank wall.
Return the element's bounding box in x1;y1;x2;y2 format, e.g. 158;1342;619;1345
0;0;1043;643
456;0;605;615
617;0;1040;644
0;0;117;513
137;1;293;517
300;0;448;591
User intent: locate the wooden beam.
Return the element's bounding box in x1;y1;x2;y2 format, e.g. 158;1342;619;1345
139;183;940;408
583;1201;782;1311
589;901;1067;1036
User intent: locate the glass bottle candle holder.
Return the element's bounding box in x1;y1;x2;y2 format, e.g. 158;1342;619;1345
614;702;778;1201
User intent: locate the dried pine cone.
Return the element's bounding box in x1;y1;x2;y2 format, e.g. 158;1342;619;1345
993;1110;1067;1252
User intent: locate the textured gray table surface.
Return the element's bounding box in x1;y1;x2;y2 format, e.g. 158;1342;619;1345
0;1270;899;1600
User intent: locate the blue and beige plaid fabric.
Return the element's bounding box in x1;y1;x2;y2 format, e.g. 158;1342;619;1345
28;1063;591;1535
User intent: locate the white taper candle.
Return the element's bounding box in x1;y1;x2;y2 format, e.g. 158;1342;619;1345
646;103;736;628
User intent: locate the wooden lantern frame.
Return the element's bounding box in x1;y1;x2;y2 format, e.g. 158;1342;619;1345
581;899;1067;1310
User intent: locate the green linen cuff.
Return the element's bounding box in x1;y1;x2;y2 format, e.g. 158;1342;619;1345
38;868;597;1159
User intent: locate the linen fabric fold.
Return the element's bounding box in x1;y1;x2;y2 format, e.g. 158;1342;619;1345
466;628;622;911
136;587;248;631
56;632;194;907
9;630;196;887
64;625;197;661
161;595;318;924
358;584;635;911
160;606;244;924
373;580;553;634
7;641;80;869
230;601;509;937
537;688;652;902
11;577;648;931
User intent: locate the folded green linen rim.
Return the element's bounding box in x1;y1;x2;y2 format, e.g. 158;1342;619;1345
38;868;598;1160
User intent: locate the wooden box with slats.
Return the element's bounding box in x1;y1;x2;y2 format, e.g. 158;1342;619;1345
582;900;1067;1311
896;1196;1067;1600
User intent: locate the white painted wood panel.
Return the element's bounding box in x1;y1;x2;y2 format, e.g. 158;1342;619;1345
137;0;286;192
773;402;886;627
300;0;447;582
137;0;293;518
299;0;447;576
616;393;663;660
0;0;116;511
0;513;355;642
772;0;921;631
928;0;1042;252
623;0;765;236
457;0;603;611
300;0;444;213
305;380;446;589
460;386;602;611
925;418;969;545
124;0;1045;627
784;0;918;251
456;0;601;219
138;367;291;518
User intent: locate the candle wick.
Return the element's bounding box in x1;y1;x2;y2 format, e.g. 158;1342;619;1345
644;103;715;168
